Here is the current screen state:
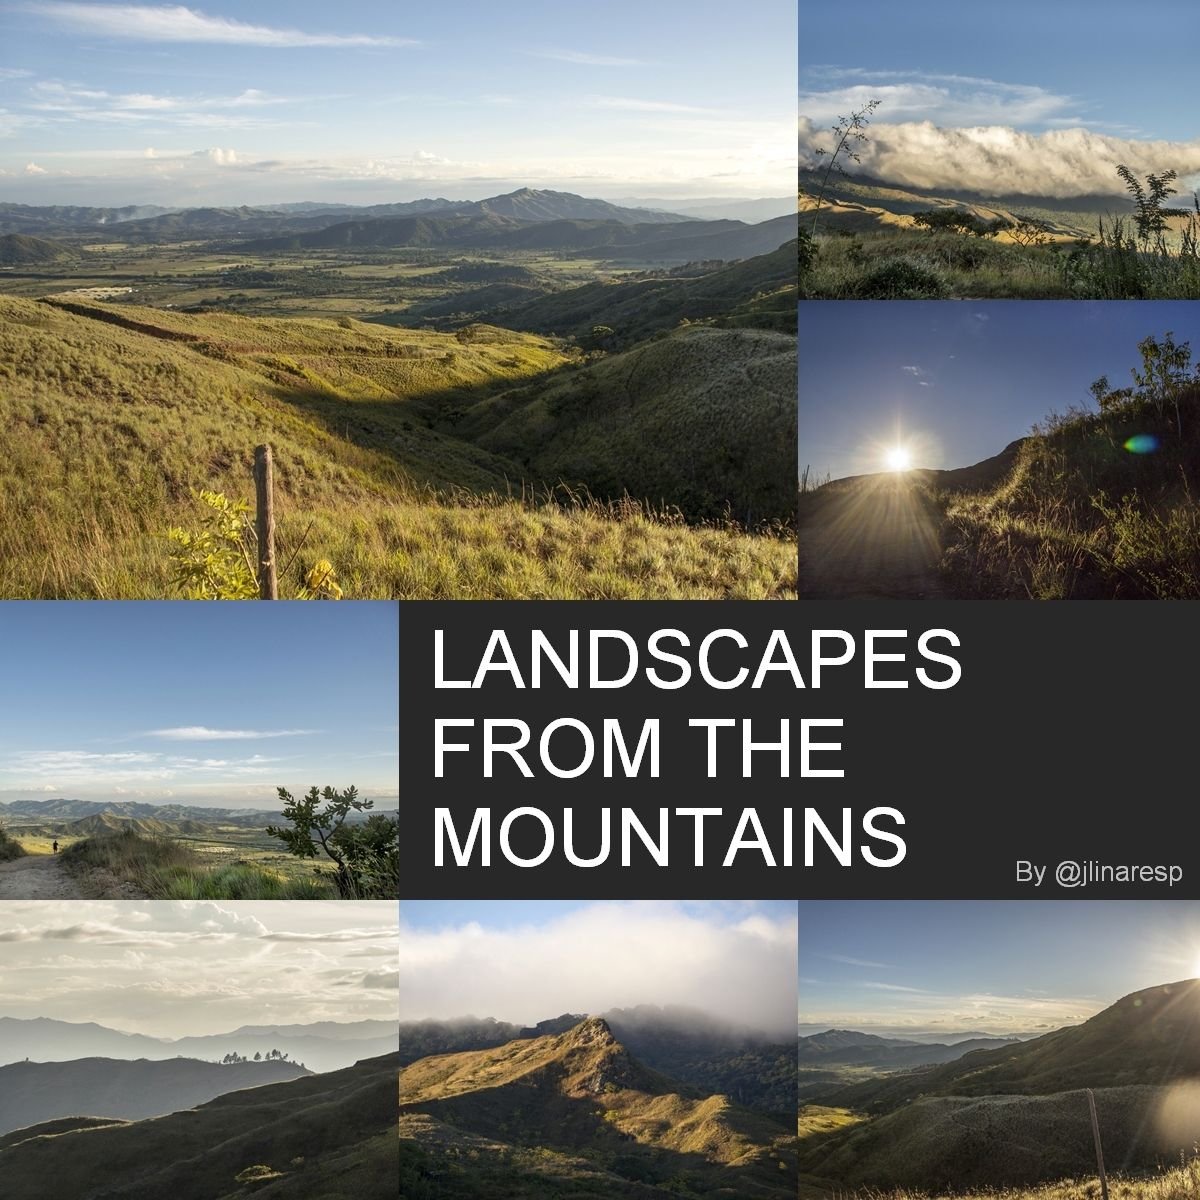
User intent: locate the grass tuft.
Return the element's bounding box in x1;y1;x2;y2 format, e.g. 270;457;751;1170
60;831;337;899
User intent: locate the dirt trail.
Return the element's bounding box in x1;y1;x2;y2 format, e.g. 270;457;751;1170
0;855;85;899
799;474;945;599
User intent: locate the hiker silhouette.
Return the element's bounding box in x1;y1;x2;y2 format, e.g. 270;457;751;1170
52;840;58;854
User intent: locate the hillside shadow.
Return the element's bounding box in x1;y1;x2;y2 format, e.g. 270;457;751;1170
799;473;944;599
407;1075;795;1198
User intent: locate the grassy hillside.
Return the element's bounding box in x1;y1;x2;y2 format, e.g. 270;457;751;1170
0;295;795;597
941;383;1200;598
798;1085;1194;1191
824;980;1200;1114
0;826;26;861
813;1160;1200;1200
61;830;338;899
799;168;1200;298
0;234;78;265
0;1052;398;1200
462;326;796;526
401;1017;796;1198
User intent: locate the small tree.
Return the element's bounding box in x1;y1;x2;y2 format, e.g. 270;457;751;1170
1117;165;1178;244
1088;375;1110;410
267;785;397;898
807;98;881;237
1006;216;1052;247
1131;331;1193;435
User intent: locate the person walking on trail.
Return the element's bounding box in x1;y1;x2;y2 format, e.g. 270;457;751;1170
52;840;58;854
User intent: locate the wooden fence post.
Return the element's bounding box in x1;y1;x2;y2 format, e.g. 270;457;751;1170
1086;1088;1110;1200
253;444;277;600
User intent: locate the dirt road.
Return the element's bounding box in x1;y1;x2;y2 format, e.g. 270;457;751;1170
0;855;84;899
799;474;945;599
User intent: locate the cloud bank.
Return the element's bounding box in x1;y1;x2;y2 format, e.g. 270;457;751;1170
400;902;797;1036
798;117;1200;198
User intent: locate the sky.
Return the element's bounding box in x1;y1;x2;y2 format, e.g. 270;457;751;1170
399;900;798;1036
799;300;1200;480
800;901;1200;1040
0;1;795;205
0;899;398;1036
799;1;1200;197
0;602;398;809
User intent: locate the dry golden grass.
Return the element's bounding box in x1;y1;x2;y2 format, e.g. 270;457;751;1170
830;1159;1200;1200
0;295;795;598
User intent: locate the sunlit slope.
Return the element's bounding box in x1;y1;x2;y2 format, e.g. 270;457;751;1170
0;296;795;597
829;980;1200;1112
463;326;797;525
492;242;799;342
401;1018;796;1198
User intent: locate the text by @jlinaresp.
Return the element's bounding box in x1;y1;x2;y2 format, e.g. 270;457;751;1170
1017;859;1184;888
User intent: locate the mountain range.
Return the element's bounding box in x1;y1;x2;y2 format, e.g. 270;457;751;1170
0;189;694;238
241;210;796;262
0;1056;310;1137
401;1015;795;1198
0;1051;397;1199
402;1005;796;1121
0;1017;397;1074
798;1028;1020;1069
0;797;398;829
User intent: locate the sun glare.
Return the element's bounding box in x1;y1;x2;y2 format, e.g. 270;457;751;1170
884;446;912;472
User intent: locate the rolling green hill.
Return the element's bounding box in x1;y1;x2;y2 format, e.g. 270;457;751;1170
400;1017;796;1198
0;294;795;597
489;241;798;343
0;1052;397;1200
799;1085;1195;1192
0;234;79;266
461;326;797;525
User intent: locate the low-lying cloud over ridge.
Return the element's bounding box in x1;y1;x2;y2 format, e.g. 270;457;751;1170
798;117;1200;198
400;901;797;1037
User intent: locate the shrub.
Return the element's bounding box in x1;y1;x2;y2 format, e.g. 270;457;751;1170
854;259;946;299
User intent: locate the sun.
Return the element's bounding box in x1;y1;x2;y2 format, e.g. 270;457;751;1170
884;446;912;472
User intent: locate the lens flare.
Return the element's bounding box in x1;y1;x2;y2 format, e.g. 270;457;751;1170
884;446;912;472
1124;434;1160;454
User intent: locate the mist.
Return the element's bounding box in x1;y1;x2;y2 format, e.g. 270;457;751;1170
798;118;1200;199
399;901;797;1038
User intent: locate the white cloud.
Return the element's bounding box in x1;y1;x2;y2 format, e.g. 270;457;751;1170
590;96;715;115
798;116;1200;198
0;68;34;80
35;4;417;48
147;725;316;739
400;902;797;1036
526;48;649;67
800;72;1082;129
23;161;46;174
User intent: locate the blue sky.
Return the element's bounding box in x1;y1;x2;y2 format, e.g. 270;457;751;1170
800;901;1200;1039
400;900;797;1034
799;1;1200;196
799;301;1200;480
0;1;795;205
0;602;398;808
